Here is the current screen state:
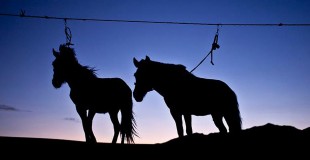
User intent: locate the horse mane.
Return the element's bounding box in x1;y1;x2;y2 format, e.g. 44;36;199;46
58;44;78;63
58;44;98;79
79;65;98;79
148;60;193;78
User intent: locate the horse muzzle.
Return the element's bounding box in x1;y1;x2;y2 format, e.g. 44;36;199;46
52;79;62;88
133;91;144;102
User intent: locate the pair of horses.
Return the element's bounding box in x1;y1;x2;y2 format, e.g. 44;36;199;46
52;44;242;144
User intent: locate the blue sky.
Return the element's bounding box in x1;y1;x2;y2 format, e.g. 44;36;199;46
0;0;309;144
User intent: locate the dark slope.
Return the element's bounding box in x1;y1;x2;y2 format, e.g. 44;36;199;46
1;123;309;158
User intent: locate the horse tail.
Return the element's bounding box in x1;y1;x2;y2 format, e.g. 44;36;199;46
120;91;138;144
226;91;242;133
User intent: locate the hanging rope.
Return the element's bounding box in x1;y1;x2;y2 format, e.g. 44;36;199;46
190;26;220;73
64;19;73;46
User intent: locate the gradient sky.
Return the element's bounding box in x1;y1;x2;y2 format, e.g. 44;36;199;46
0;0;309;144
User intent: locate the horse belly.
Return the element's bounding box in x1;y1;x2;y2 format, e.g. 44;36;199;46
167;98;211;116
187;103;213;116
170;95;222;116
70;90;118;114
90;93;121;113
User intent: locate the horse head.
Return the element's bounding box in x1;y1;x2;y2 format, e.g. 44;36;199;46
51;44;77;88
133;56;154;102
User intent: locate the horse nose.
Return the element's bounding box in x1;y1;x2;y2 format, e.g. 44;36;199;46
135;98;142;102
133;92;143;102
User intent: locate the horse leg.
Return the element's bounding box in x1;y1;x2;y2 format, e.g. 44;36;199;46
87;110;97;143
211;113;227;134
184;114;193;135
109;111;121;144
76;107;97;143
170;110;184;137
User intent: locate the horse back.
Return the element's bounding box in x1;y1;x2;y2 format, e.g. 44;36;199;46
164;77;237;115
93;77;132;101
70;77;132;113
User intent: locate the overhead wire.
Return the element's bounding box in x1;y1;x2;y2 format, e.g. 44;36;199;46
1;13;310;27
1;11;309;72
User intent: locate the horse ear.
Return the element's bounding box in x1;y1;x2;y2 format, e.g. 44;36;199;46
145;55;150;61
133;57;140;68
53;49;59;57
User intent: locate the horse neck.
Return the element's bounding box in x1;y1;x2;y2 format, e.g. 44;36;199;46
65;65;96;89
151;67;189;97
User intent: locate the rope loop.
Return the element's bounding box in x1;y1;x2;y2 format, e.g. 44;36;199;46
64;19;74;46
190;26;221;72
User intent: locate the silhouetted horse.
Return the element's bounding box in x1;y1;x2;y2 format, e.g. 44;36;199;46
52;44;137;144
133;56;242;137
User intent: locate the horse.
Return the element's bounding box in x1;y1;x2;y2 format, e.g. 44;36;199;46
133;56;242;137
52;44;138;144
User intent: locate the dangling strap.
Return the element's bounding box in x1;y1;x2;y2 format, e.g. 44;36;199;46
190;25;220;73
64;19;74;46
210;27;220;65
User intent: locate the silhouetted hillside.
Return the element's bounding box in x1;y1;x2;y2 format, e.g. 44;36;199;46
1;123;308;158
163;123;309;145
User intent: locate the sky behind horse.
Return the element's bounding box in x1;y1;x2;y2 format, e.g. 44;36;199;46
0;0;309;144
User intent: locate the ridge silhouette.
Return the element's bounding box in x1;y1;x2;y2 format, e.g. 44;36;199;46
1;123;308;158
52;44;138;144
133;56;242;137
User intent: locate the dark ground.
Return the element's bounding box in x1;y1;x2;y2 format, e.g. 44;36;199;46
1;123;309;158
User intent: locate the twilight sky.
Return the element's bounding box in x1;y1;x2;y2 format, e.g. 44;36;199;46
0;0;309;144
